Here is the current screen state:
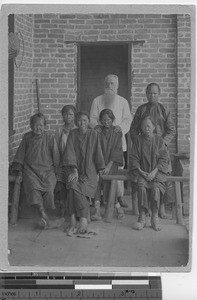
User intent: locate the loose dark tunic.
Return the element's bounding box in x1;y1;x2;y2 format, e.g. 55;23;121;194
62;128;105;198
129;134;169;194
98;126;123;174
13;131;59;204
130;102;175;146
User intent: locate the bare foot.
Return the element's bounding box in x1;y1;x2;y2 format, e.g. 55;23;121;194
77;217;88;234
133;212;146;231
151;213;162;231
67;226;77;236
133;221;145;230
159;203;168;219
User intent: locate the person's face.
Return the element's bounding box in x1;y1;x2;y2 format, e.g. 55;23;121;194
141;118;155;137
104;76;118;95
100;114;113;129
77;115;89;133
146;85;160;104
32;118;45;135
63;109;75;125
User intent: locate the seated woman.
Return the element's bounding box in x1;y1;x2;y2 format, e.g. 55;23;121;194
92;108;124;221
130;82;175;218
129;115;169;231
54;105;77;216
10;113;62;229
62;111;105;235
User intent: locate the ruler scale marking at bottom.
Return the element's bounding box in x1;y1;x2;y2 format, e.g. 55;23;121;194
0;275;162;299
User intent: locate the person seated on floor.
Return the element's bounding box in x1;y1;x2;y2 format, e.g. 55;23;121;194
62;111;105;236
10;113;63;229
92;109;125;221
54;105;77;217
129;115;169;231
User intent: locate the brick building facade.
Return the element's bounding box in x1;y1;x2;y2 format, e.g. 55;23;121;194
9;13;191;162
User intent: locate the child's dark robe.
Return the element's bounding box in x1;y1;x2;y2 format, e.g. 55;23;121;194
129;134;168;195
98;126;123;174
96;126;124;202
12;131;59;206
62;128;105;199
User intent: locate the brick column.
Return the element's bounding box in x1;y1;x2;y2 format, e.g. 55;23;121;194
176;14;191;154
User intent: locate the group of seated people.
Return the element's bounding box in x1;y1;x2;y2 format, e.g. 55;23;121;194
10;75;175;235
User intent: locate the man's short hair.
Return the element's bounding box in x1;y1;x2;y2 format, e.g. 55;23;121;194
146;82;161;95
104;74;119;86
30;113;46;129
61;104;76;116
76;111;90;122
141;115;156;128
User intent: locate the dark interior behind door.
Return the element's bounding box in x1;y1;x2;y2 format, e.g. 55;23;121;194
78;44;129;112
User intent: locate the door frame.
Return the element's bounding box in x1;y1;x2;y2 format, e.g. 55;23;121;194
77;41;132;111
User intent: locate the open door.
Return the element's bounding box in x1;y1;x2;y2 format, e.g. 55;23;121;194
77;43;131;112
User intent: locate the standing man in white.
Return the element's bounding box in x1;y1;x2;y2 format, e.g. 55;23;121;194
90;74;132;217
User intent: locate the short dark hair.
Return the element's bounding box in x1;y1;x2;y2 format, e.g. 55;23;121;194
30;113;46;129
99;108;115;122
61;105;76;116
141;115;156;128
76;111;90;122
146;82;161;95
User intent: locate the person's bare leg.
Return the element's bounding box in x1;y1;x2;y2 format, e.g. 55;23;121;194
67;214;78;235
115;202;125;219
91;200;102;221
151;204;162;231
159;202;168;219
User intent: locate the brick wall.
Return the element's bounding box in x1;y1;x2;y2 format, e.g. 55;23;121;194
9;13;191;162
32;13;178;153
176;14;191;154
9;14;34;162
130;14;177;154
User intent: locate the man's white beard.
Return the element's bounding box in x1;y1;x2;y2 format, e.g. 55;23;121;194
104;88;117;95
104;92;116;106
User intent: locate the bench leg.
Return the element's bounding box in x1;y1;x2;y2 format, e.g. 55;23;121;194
173;181;184;225
105;180;117;223
10;176;22;225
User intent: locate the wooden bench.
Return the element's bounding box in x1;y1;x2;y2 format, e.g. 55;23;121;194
101;170;189;225
9;174;22;225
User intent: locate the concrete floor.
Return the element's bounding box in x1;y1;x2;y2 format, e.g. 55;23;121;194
8;197;189;268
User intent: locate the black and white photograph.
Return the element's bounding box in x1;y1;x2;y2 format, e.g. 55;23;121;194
0;3;195;278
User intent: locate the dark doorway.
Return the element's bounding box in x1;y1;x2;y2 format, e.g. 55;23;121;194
78;43;130;112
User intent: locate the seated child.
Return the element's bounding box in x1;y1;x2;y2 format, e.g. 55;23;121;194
11;113;62;229
54;105;77;216
62;111;105;235
129;115;168;231
92;109;124;220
